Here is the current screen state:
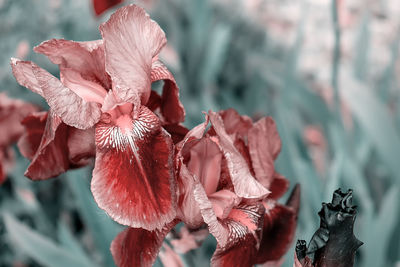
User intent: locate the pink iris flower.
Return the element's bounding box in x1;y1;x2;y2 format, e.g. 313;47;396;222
0;94;38;184
111;109;300;267
11;4;185;231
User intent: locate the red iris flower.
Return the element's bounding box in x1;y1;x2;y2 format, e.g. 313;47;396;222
0;93;38;184
92;0;123;16
11;4;185;230
111;109;300;267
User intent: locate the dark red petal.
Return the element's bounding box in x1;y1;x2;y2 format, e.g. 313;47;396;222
248;117;281;188
111;220;178;267
268;172;290;200
151;60;185;124
255;185;301;264
17;111;48;160
24;111;70;180
163;123;189;144
0;162;5;185
91;106;176;230
92;0;123;16
67;127;95;166
211;203;265;267
34;39;110;89
146;90;162;112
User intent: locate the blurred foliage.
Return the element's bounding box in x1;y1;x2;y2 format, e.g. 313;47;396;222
0;0;399;266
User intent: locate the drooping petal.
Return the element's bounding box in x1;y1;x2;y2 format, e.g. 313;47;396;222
100;4;166;104
18;111;48;160
24;111;70;180
248;117;281;188
34;39;110;89
91;106;176;230
32;65;102;129
92;0;123;16
255;185;301;264
111;220;178;267
211;203;265;267
67;127;96;166
208;111;269;199
10;59;44;97
151;60;185;123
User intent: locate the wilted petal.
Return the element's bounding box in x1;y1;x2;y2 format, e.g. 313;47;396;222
211;203;265;267
34;39;110;89
92;0;123;16
18;111;48;160
100;4;166;104
255;185;300;264
209;111;269;199
151;60;185;123
10;59;44;97
32;65;102;129
91;106;176;230
24;112;70;180
248;117;281;188
111;220;177;267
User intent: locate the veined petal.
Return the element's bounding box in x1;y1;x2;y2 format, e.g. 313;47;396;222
209;189;241;220
218;108;253;138
67;127;96;166
10;59;44;97
151;60;185;123
91;106;176;230
32;65;102;129
34;39;110;89
255;185;301;264
24;111;70;180
248;117;281;188
100;4;166;104
208;111;269;199
111;220;178;267
211;203;265;267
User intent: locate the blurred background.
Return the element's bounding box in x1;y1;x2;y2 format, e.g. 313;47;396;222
0;0;399;266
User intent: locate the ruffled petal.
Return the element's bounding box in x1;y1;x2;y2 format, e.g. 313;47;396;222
34;39;110;89
18;111;48;160
211;203;265;267
91;106;176;230
218;108;253;138
248;117;281;188
92;0;123;16
32;65;102;129
111;220;178;267
255;185;301;264
10;59;44;97
24;111;70;180
151;60;185;123
208;111;269;199
100;4;166;104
